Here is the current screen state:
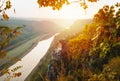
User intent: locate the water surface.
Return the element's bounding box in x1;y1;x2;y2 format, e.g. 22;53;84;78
0;35;55;81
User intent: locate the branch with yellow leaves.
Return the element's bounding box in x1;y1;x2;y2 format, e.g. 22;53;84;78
37;0;99;10
0;0;12;20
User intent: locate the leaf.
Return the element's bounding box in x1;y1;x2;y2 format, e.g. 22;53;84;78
91;34;98;40
6;1;12;9
2;13;9;20
13;72;22;77
0;50;7;58
115;2;120;7
113;42;120;47
1;68;9;74
11;66;22;72
14;27;22;31
4;39;9;46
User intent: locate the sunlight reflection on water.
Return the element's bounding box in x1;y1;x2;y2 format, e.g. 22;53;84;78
0;34;56;81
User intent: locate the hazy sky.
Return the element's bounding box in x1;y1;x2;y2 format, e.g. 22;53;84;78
7;0;120;19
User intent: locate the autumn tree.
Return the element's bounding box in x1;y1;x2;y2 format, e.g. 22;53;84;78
0;0;12;20
37;0;99;10
0;26;21;58
0;0;120;81
0;0;22;59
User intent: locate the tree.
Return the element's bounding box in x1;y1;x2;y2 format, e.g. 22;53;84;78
37;0;99;10
0;26;21;58
0;0;12;20
44;3;120;81
0;0;120;81
0;0;21;58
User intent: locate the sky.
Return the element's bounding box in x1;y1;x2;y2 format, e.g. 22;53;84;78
6;0;120;19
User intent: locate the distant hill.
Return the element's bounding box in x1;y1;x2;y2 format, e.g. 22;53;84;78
0;18;64;33
0;18;64;50
0;18;91;50
54;19;92;40
70;19;92;33
0;18;65;72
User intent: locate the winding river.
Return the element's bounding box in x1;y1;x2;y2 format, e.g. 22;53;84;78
0;35;55;81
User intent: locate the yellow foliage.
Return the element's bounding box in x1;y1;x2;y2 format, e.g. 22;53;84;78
2;13;9;20
0;50;7;58
68;33;92;59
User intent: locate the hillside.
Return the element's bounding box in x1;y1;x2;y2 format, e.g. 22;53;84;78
25;19;92;81
0;18;64;51
0;18;64;76
26;5;120;81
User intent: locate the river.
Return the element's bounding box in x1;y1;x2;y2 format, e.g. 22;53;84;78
0;35;55;81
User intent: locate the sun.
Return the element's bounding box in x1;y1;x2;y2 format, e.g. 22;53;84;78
59;4;80;19
57;1;89;19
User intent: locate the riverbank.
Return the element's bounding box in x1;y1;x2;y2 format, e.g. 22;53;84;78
0;34;56;81
25;33;64;81
0;33;55;76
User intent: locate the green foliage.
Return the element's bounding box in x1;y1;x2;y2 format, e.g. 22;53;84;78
29;3;120;81
86;3;120;72
88;57;120;81
45;3;120;81
104;57;120;79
